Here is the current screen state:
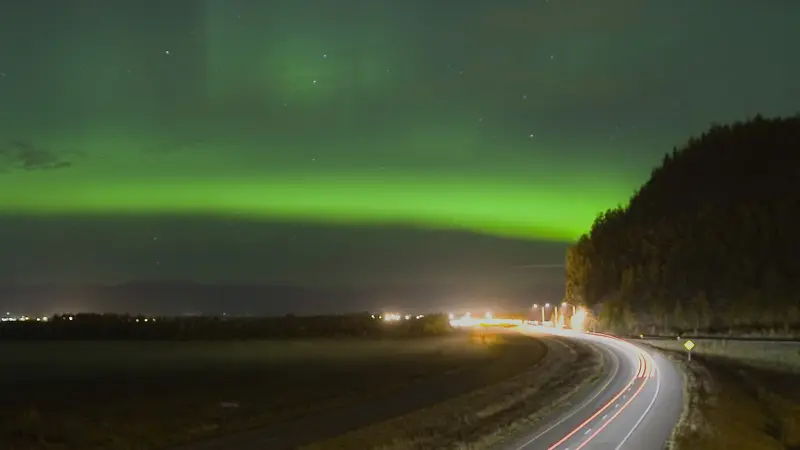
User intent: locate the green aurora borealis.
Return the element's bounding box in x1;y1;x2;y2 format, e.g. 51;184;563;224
1;165;630;241
1;0;799;288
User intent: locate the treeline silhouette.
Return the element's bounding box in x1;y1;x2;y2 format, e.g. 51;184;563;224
0;313;452;340
566;114;800;335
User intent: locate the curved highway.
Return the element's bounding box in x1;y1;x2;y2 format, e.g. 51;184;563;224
505;328;684;450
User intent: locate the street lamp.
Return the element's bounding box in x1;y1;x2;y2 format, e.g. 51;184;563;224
535;303;551;324
532;304;544;323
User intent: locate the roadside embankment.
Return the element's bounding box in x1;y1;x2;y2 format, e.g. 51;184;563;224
300;331;604;450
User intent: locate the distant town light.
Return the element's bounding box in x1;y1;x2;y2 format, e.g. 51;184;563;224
383;313;402;322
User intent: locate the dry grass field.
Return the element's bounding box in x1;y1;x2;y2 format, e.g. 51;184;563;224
1;332;549;450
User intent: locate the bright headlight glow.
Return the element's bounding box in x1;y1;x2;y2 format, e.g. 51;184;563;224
571;308;587;331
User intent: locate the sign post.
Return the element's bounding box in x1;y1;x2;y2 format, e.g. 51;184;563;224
683;339;695;361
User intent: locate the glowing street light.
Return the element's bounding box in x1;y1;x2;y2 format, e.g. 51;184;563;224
532;304;544;323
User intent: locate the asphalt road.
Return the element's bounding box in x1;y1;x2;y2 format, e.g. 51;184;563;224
505;328;684;450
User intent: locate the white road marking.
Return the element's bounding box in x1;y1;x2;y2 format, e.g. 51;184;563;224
613;352;663;450
513;339;621;449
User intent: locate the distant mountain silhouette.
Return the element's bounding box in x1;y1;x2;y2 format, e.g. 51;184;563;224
0;280;564;317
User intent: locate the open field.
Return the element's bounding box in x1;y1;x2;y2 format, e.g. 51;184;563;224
1;332;548;450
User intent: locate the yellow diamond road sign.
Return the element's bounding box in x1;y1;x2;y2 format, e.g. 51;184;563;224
684;340;695;351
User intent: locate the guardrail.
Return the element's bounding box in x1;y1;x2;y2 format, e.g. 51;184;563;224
627;335;800;343
636;337;800;372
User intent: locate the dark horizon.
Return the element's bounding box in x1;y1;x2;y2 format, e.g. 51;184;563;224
0;277;566;317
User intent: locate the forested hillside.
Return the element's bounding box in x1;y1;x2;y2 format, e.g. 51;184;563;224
566;114;800;335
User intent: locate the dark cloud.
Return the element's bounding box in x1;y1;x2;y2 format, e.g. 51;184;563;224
0;140;76;172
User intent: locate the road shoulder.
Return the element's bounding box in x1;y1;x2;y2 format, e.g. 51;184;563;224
490;335;613;450
302;333;603;450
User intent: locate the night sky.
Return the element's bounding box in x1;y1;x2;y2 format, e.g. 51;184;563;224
1;1;798;296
